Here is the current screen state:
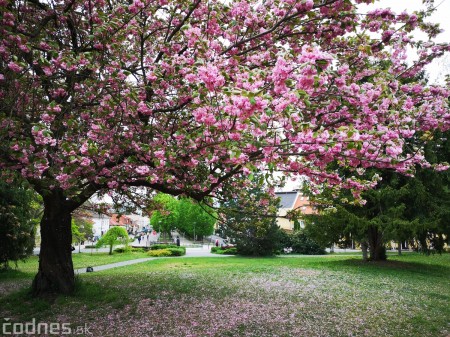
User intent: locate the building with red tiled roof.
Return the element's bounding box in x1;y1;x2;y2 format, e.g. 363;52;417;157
109;214;139;232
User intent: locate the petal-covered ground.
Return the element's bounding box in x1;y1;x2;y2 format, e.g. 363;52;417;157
1;254;449;337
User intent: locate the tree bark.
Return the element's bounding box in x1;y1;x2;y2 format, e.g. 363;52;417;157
367;226;386;261
31;190;75;296
361;241;368;262
397;241;402;256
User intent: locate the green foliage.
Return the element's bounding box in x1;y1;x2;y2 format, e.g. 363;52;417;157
71;217;94;244
96;226;129;255
282;230;326;255
222;247;238;255
210;246;238;254
222;247;238;254
71;221;82;244
131;247;145;253
149;194;215;241
166;247;186;256
150;194;179;237
176;198;215;240
219;175;285;256
114;247;145;253
0;180;40;269
147;249;172;257
149;244;186;256
114;247;130;253
303;206;352;249
150;244;179;250
305;136;450;260
234;220;285;256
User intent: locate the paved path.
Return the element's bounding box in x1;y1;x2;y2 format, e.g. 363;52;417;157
75;257;156;274
75;246;231;274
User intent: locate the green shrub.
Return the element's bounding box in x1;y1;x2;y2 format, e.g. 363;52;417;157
149;244;179;250
166;247;186;256
113;247;144;253
283;230;326;255
210;247;237;255
113;247;129;253
234;221;285;256
222;247;237;255
147;249;172;257
211;247;221;253
130;247;145;253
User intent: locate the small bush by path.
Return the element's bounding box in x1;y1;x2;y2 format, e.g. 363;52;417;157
211;246;238;255
147;247;186;257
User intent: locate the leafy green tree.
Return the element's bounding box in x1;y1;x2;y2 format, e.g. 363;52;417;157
96;227;129;255
71;217;94;252
150;194;179;240
0;180;40;269
149;194;215;241
176;198;215;241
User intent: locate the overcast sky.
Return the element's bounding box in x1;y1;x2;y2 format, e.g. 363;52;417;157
361;0;450;84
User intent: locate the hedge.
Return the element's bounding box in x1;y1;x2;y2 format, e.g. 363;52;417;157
210;247;238;255
147;247;186;257
147;249;172;257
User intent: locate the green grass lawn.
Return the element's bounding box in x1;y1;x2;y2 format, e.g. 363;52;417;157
0;253;449;337
0;251;149;295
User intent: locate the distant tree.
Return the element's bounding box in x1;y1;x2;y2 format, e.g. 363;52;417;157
96;227;129;255
283;230;326;255
150;194;179;239
219;175;284;256
0;180;40;269
71;217;94;252
176;198;215;241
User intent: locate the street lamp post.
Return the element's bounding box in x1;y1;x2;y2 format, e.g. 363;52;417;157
158;221;161;242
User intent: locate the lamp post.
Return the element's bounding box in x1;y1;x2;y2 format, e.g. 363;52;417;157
193;222;196;243
158;220;161;242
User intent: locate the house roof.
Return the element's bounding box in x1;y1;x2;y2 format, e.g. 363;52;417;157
110;214;133;226
275;191;298;209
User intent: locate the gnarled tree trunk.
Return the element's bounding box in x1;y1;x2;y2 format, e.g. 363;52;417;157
31;190;75;296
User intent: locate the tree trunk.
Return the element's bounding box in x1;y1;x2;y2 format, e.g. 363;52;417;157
367;226;386;261
361;241;368;262
32;190;75;296
397;241;402;256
